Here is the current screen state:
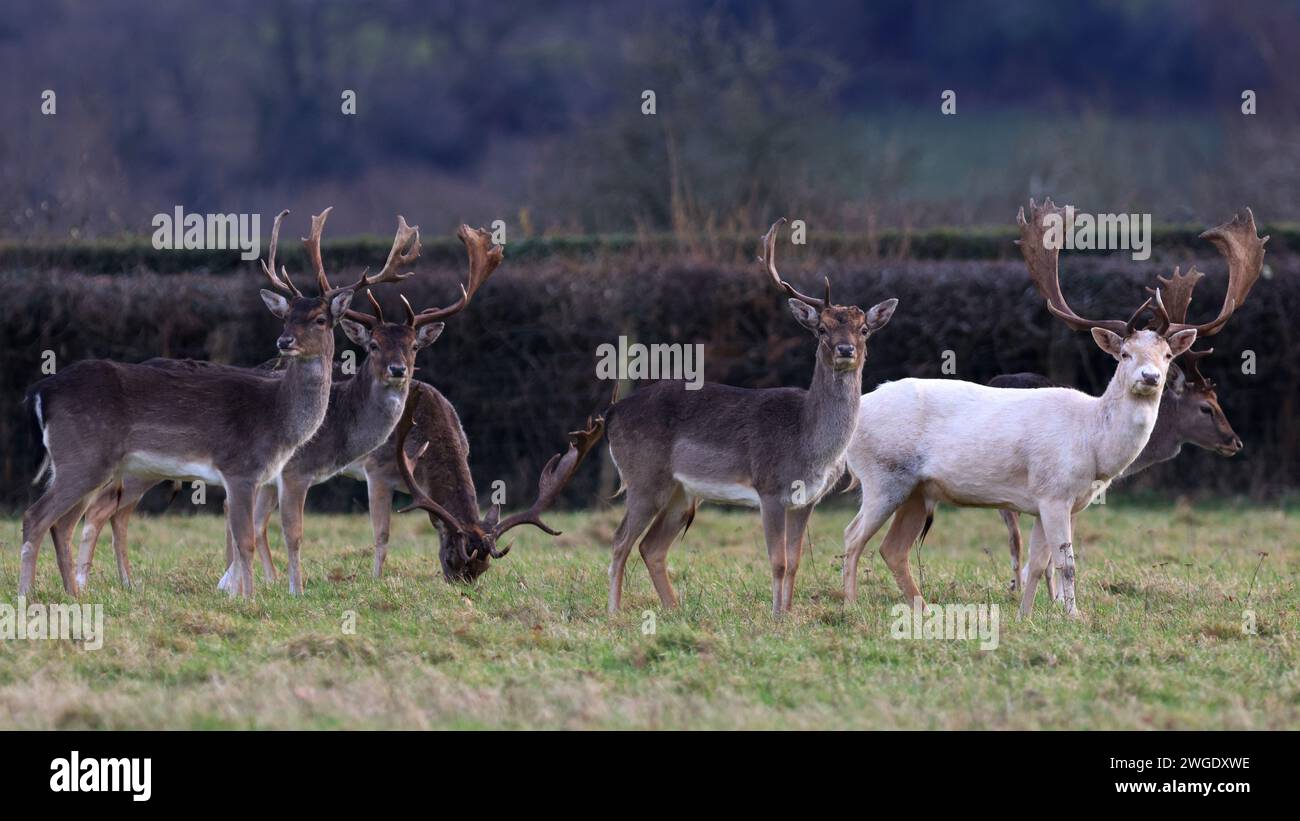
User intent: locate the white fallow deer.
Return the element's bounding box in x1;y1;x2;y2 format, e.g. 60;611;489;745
601;219;899;616
842;199;1261;617
989;225;1258;593
20;207;365;598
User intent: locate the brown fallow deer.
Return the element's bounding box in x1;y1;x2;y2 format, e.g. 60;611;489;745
842;200;1264;618
601;218;899;616
73;222;502;595
990;273;1245;594
372;384;606;583
20;207;367;598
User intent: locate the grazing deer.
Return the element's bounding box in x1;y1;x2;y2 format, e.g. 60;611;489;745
842;200;1264;617
73;223;502;595
369;383;605;582
20;207;364;597
601;219;899;616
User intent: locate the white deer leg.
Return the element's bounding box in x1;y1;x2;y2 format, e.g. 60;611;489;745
1018;517;1050;617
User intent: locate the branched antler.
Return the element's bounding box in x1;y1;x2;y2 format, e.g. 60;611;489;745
260;209;302;297
1150;208;1268;338
1017;198;1150;336
414;225;503;326
760;217;830;310
491;414;606;542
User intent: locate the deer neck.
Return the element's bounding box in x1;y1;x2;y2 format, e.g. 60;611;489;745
1091;373;1161;480
800;353;864;469
1120;391;1183;477
276;353;333;449
332;370;409;463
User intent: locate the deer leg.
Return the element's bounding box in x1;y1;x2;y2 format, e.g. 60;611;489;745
1043;507;1079;617
253;484;278;583
224;482;258;599
608;492;665;613
842;481;912;604
109;499;139;588
636;486;693;610
759;498;789;617
1000;509;1022;592
780;504;814;613
20;469;111;597
75;485;120;591
51;502;90;596
879;489;929;605
1018;518;1051;618
279;479;309;595
367;475;394;578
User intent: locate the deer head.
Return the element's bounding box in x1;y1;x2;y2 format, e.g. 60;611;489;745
760;218;897;373
394;390;605;583
258;207;365;360
334;221;504;390
1018;199;1202;398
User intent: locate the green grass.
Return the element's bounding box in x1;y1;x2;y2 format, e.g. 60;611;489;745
0;500;1296;729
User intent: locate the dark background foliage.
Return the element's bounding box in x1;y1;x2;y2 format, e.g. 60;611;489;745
3;236;1296;512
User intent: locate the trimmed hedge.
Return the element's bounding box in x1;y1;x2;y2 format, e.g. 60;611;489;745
2;243;1297;513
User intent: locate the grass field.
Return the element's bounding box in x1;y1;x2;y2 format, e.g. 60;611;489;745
0;499;1296;730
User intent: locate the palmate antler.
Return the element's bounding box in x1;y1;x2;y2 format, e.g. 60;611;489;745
412;225;503;326
1016;198;1151;336
489;414;607;545
1148;208;1268;338
326;216;423;329
260;209;301;297
760;218;832;310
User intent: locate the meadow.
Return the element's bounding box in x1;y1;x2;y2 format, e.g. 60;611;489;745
0;498;1295;730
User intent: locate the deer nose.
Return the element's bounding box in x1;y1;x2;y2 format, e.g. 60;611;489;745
388;364;407;378
1140;369;1159;386
834;344;855;359
1232;436;1243;451
276;335;296;351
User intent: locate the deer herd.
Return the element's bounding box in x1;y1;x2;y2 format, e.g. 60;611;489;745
17;200;1268;622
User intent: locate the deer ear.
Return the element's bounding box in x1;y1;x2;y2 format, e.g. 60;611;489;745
865;298;899;333
1091;327;1125;359
1166;362;1187;397
260;289;290;319
415;322;445;350
340;319;370;347
1166;329;1198;358
328;290;356;324
788;299;820;332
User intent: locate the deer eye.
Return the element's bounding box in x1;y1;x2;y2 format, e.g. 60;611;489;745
817;327;828;337
315;317;328;326
1121;352;1131;360
1165;353;1173;360
1200;405;1213;415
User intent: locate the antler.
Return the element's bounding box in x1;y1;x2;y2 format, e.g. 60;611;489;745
413;225;503;326
393;391;470;536
760;217;830;310
1017;199;1151;336
260;209;302;297
491;414;606;542
303;207;334;294
1151;208;1268;339
1179;347;1216;391
326;215;422;328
